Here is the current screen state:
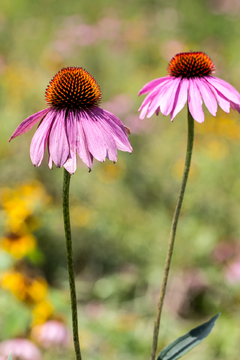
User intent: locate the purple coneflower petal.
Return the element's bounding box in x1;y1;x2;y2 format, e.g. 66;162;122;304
207;84;230;113
188;78;204;123
76;112;93;170
96;108;133;153
138;88;159;112
196;78;218;116
9;108;50;141
160;77;182;116
139;102;150;120
81;111;107;162
170;78;189;121
92;118;117;162
64;110;77;175
30;110;55;166
138;76;170;96
205;76;240;104
48;109;70;168
146;81;171;118
230;101;240;111
48;154;53;169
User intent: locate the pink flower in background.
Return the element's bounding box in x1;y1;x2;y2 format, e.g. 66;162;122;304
32;320;70;348
9;67;132;174
139;52;240;123
225;260;240;284
0;339;41;360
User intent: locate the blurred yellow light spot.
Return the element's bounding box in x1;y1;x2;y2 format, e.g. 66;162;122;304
196;115;240;140
97;160;125;184
78;330;94;350
206;140;228;159
71;206;92;227
32;300;54;326
172;158;197;179
0;180;50;232
1;271;48;304
1;232;36;259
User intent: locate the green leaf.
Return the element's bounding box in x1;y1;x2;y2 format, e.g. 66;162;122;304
7;353;12;360
157;313;220;360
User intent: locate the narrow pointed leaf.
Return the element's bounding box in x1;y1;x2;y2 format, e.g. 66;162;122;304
157;313;220;360
7;354;12;360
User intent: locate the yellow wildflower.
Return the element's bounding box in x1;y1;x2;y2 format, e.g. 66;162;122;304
1;270;48;304
1;232;36;259
32;300;54;326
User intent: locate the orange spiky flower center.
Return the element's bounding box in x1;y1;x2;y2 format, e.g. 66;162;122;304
167;52;215;78
45;67;102;109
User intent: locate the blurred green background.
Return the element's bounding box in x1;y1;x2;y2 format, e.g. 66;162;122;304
1;0;240;359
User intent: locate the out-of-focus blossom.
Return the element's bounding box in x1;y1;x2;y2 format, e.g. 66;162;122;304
165;269;208;317
10;67;132;174
225;260;240;284
1;232;36;259
51;15;122;57
139;52;240;123
31;320;70;348
212;241;239;263
0;181;49;233
32;301;54;326
1;271;48;304
0;339;42;360
210;0;240;15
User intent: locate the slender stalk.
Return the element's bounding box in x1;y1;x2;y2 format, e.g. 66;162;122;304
62;168;82;360
150;108;194;360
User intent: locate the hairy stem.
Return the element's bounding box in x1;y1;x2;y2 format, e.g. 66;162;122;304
63;168;82;360
150;108;194;360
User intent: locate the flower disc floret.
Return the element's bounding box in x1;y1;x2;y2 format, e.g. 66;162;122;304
45;67;102;109
167;52;215;78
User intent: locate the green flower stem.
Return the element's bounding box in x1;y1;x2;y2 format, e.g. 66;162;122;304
63;168;82;360
150;108;194;360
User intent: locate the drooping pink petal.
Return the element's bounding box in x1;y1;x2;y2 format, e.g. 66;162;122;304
138;76;170;95
80;111;107;162
48;109;70;168
75;112;93;170
0;339;42;360
139;102;150;120
64;110;77;175
92;108;133;153
48;154;53;169
89;113;118;162
9;108;50;141
188;78;204;123
170;78;189;121
146;80;173;118
196;78;218;116
206;83;230;113
230;101;240;112
205;76;240;104
159;77;182;116
30;110;56;166
138;87;160;111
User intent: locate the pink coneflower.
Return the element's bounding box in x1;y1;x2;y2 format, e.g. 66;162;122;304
0;339;42;360
139;52;240;123
10;67;132;174
31;320;70;348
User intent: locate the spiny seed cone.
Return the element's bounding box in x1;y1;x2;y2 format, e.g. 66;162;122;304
167;52;215;78
45;67;102;109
